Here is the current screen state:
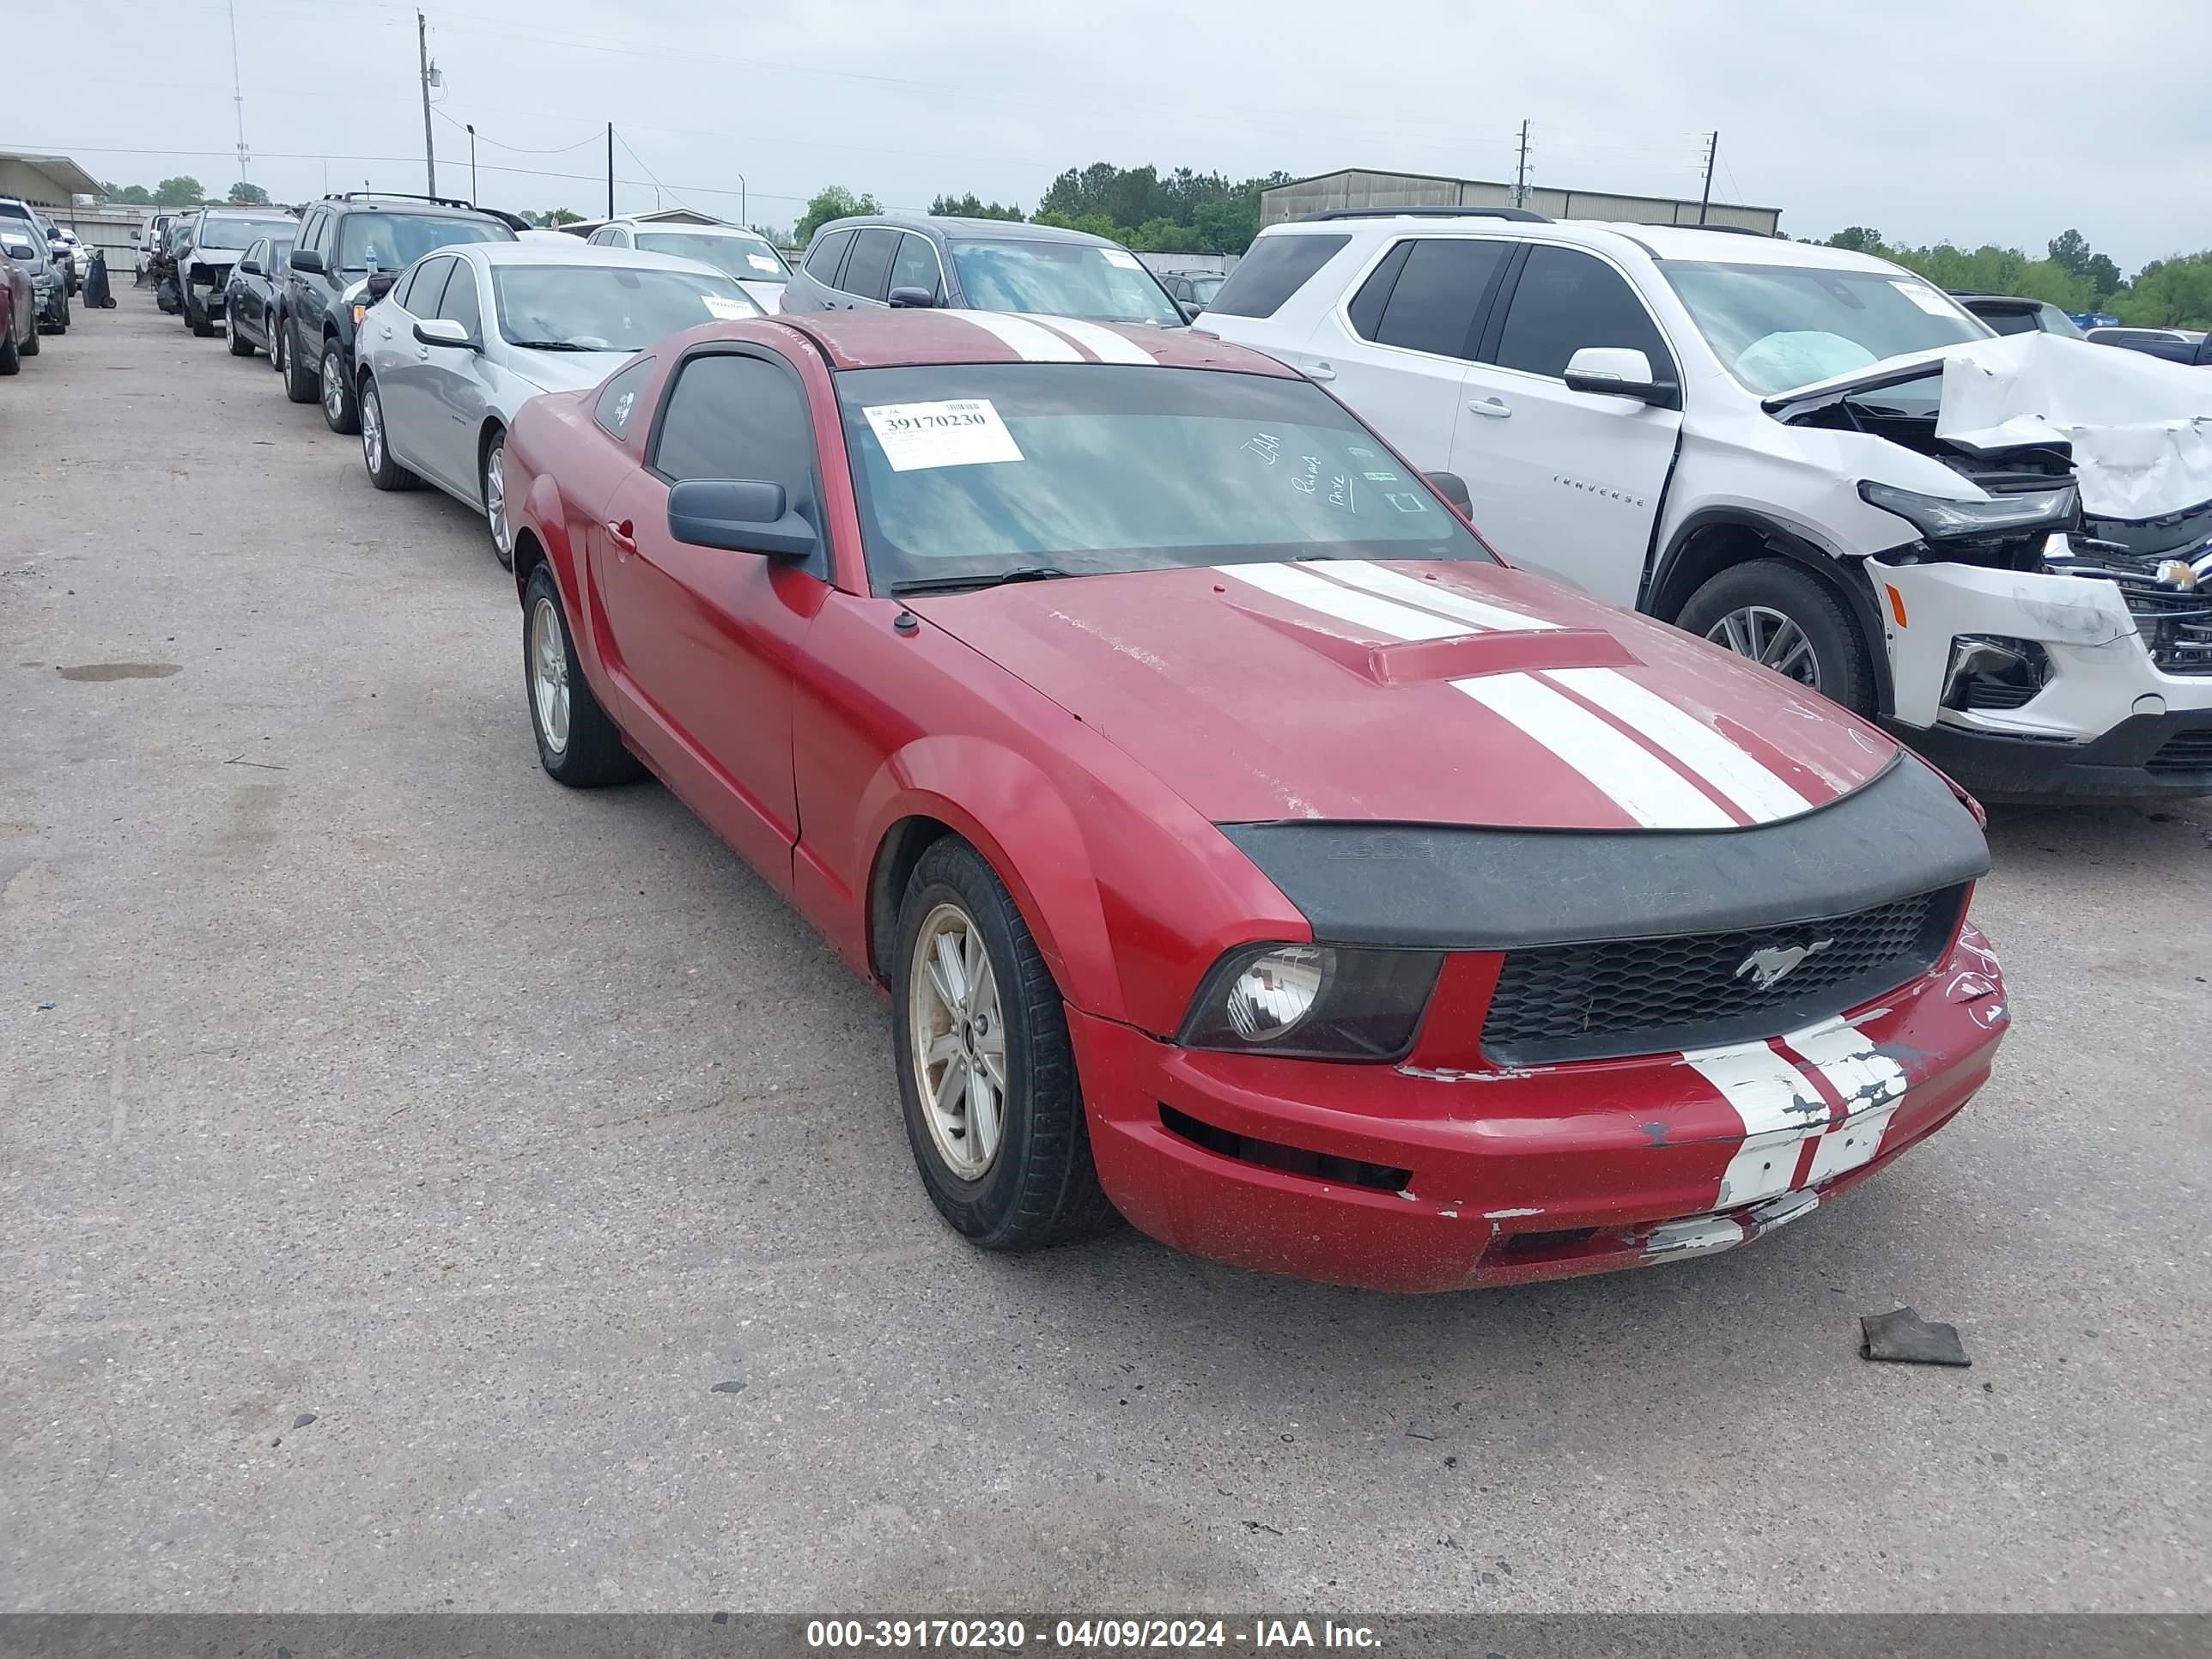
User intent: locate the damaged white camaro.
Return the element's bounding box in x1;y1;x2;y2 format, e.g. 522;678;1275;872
1198;218;2212;799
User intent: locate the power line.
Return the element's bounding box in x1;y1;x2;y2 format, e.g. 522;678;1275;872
430;110;600;155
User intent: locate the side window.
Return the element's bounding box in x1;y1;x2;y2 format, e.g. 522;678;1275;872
436;261;483;337
396;254;446;313
586;227;609;246
1368;238;1510;359
888;233;940;300
304;210;330;257
1204;234;1351;319
594;357;655;440
652;353;817;516
1345;242;1413;338
241;239;266;270
804;228;853;281
841;228;900;301
1494;246;1674;381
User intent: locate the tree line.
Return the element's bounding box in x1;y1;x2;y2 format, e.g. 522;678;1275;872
100;178;270;207
788;164;1291;253
1818;226;2210;329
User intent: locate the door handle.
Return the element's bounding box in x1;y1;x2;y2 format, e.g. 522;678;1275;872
415;348;429;361
1468;396;1513;418
605;519;637;556
1305;361;1337;382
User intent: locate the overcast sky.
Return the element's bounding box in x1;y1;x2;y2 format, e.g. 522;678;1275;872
16;0;2207;270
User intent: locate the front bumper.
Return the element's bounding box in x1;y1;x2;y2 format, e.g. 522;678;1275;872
1873;554;2212;799
1073;924;2008;1292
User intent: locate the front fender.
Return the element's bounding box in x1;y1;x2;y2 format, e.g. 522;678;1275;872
854;736;1121;1020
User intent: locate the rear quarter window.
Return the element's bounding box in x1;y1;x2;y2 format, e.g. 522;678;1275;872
1205;234;1351;319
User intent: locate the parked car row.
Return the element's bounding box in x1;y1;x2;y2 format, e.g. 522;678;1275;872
0;216;68;373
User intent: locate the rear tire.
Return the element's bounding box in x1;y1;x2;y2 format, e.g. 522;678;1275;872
1676;558;1878;715
319;336;359;434
228;318;255;355
891;836;1121;1253
281;314;317;403
523;563;641;787
0;326;17;375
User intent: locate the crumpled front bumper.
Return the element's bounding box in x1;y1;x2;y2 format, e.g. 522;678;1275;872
1872;553;2212;799
1073;923;2008;1293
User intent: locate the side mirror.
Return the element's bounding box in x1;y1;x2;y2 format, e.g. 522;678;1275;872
667;479;817;560
1176;299;1203;323
238;258;261;276
413;318;477;349
288;247;325;274
1424;471;1474;519
886;285;935;308
1563;345;1680;409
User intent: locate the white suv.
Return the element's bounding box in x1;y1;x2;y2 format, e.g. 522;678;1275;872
1200;210;2212;802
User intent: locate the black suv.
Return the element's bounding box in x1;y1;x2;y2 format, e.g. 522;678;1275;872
276;192;519;433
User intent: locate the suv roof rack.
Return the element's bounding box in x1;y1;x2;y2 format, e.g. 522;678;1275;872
321;190;479;210
1678;222;1770;236
1299;205;1553;224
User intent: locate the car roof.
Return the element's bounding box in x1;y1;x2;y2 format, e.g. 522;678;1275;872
1258;212;1905;272
820;213;1127;248
1953;292;2045;307
326;196;502;219
763;307;1296;374
203;208;297;221
462;240;737;279
620;221;767;237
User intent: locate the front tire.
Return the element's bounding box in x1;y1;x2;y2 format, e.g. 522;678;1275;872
481;428;514;569
891;837;1119;1253
1677;558;1878;715
280;315;317;402
359;376;420;490
523;564;641;787
319;337;359;433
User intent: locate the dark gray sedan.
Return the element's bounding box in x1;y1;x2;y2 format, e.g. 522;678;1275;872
223;235;293;358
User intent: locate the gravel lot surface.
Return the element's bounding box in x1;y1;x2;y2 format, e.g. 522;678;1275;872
3;300;2206;1613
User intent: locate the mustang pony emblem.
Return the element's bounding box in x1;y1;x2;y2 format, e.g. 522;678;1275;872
1735;939;1834;991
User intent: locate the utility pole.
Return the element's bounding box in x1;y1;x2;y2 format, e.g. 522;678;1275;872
417;12;437;196
1512;119;1530;209
467;124;477;204
226;0;251;191
1698;131;1718;225
605;123;615;218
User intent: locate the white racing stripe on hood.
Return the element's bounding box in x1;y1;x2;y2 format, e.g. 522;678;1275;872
952;309;1085;362
1216;561;1472;642
1455;672;1735;830
1545;666;1812;823
1032;315;1157;365
1315;559;1555;632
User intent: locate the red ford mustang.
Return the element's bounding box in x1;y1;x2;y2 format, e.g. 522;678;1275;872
504;307;2009;1293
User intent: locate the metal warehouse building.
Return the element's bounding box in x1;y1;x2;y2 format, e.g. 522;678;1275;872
1261;168;1782;234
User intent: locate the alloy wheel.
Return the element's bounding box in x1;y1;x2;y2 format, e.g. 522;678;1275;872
321;350;344;422
529;594;570;757
362;385;384;476
908;902;1007;1182
483;442;510;558
1705;605;1820;690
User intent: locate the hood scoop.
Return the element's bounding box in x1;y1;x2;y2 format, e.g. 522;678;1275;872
1236;602;1640;686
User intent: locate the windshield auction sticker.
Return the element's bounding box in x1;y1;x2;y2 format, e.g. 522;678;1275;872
863;399;1024;471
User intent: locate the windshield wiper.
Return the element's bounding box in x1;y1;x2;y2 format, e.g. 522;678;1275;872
889;566;1069;597
507;339;594;351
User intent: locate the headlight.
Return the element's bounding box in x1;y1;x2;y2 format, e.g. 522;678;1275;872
1178;943;1442;1061
1859;479;2078;541
350;302;368;326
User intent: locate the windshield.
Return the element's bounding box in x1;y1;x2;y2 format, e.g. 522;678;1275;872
1662;260;1989;392
198;216;295;250
635;231;788;284
336;212;511;274
1189;275;1225;303
491;264;756;349
837;363;1494;592
947;239;1183;326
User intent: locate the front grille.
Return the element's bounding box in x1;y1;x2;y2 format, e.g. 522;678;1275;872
2112;575;2212;675
1481;887;1968;1065
2148;731;2212;778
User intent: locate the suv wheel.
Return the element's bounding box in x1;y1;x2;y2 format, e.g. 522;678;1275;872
359;376;419;491
281;315;318;403
319;337;359;434
1677;559;1878;715
186;285;214;337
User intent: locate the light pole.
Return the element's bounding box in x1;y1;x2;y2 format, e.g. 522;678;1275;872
467;124;477;204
